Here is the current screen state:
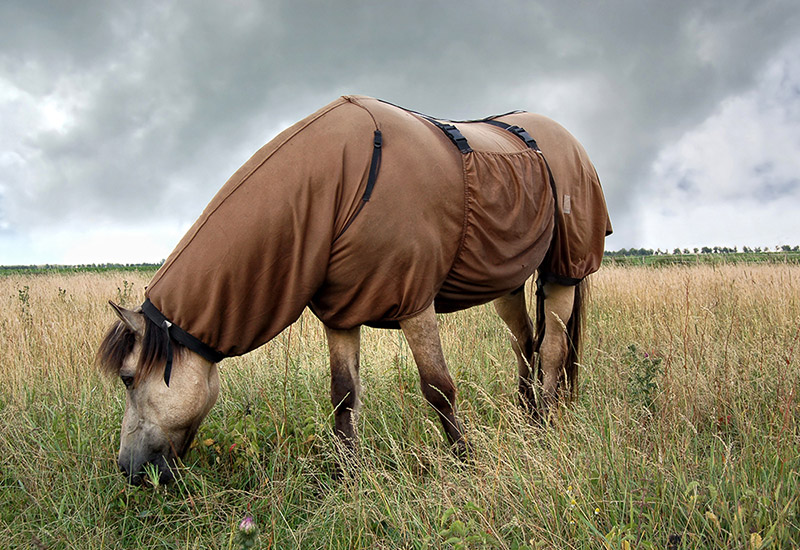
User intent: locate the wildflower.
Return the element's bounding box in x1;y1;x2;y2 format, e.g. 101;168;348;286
240;515;256;534
237;515;258;549
594;507;600;516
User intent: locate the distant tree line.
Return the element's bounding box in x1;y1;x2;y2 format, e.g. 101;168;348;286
0;262;165;272
606;245;800;257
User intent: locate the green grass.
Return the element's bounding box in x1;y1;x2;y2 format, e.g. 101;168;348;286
604;251;800;267
0;265;160;277
1;266;798;548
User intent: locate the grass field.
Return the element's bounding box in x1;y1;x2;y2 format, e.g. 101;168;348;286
1;264;798;549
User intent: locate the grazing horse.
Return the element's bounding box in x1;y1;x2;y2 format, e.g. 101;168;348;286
97;96;611;484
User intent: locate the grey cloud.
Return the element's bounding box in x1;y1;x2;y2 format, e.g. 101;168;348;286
2;0;800;250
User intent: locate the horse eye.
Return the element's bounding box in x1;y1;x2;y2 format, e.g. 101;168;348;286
120;375;134;389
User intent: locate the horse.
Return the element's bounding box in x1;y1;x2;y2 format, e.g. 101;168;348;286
96;95;612;484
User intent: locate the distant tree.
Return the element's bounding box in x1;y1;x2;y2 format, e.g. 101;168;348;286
743;246;752;253
693;247;699;254
781;244;792;252
701;246;712;254
673;248;681;255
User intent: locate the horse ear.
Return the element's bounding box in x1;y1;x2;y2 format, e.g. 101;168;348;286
109;301;145;337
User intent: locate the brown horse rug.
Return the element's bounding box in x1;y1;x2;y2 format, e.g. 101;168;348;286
142;95;612;362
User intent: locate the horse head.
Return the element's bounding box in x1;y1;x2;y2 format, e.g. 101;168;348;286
96;301;219;485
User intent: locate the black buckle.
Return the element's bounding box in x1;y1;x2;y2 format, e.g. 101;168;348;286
507;125;540;151
442;124;473;154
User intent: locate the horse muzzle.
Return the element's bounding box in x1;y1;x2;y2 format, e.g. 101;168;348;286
119;452;175;486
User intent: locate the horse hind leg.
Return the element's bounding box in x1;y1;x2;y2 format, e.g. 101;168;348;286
325;325;362;451
535;280;579;419
493;287;538;411
399;303;466;454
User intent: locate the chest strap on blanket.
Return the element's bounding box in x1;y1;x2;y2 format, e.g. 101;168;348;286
141;298;227;386
362;130;382;202
337;129;382;237
423;117;473;154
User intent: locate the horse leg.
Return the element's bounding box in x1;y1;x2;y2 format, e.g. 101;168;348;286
493;287;537;411
399;303;466;452
324;325;362;450
536;281;576;418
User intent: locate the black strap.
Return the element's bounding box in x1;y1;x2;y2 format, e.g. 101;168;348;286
362;130;382;202
480;119;541;151
423;117;473;154
141;299;227;386
337;129;382;237
161;319;173;386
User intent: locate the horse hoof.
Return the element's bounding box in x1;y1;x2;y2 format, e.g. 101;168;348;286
451;438;474;463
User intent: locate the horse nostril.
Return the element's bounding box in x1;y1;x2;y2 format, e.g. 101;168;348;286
118;460;145;485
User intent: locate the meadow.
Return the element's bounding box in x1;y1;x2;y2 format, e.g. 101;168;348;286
1;263;798;549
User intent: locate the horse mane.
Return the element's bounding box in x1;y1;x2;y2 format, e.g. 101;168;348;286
96;314;184;385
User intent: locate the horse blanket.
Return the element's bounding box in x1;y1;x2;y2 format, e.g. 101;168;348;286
143;95;611;358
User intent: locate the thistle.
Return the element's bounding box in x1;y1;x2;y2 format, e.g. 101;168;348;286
237;515;258;549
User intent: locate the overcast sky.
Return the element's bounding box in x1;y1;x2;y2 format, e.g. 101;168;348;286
2;1;799;264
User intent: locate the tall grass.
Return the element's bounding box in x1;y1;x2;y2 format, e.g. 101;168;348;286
0;265;798;549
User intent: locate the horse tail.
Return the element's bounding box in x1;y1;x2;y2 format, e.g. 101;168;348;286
533;276;587;402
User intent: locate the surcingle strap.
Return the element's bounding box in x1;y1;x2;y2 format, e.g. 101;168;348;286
423;117;473;154
480;119;540;151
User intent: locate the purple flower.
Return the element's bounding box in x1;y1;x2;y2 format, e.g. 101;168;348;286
239;515;256;535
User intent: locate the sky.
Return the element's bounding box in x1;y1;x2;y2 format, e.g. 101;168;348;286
1;0;799;264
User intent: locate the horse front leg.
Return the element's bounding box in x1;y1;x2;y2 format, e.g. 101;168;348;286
399;303;466;454
324;325;362;451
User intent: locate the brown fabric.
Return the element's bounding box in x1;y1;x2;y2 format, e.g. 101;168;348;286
495;113;613;283
144;95;611;357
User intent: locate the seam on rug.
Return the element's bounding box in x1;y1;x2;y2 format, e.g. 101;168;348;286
440;154;472;282
148;98;351;291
